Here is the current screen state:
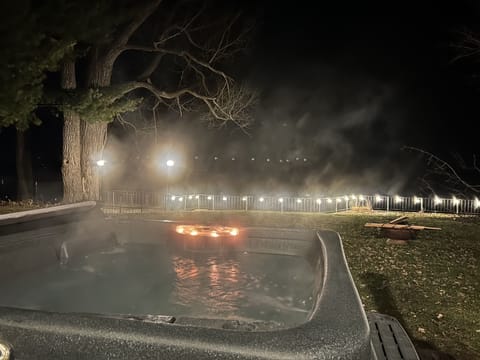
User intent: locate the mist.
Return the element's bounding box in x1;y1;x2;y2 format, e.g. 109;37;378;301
104;60;426;197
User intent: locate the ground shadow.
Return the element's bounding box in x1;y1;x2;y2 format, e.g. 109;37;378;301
361;272;456;360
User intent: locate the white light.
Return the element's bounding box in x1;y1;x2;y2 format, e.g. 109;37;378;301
166;159;175;167
452;196;460;205
297;199;302;203
207;196;212;200
278;198;284;203
350;195;357;200
279;159;283;163
286;159;290;162
316;199;322;204
344;195;349;201
188;195;193;200
259;197;264;202
375;195;383;202
327;198;332;203
414;196;421;204
304;158;307;162
195;195;200;199
251;157;255;161
242;196;247;201
176;226;184;234
222;196;227;201
231;157;236;161
336;198;342;203
214;156;218;160
395;195;402;203
434;196;441;205
96;159;106;167
359;195;365;201
295;157;300;161
475;198;480;208
266;158;270;162
171;196;176;201
178;197;183;202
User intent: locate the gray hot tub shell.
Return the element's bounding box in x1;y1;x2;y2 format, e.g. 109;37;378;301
0;202;418;359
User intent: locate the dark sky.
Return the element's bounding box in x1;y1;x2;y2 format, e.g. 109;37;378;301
1;0;480;198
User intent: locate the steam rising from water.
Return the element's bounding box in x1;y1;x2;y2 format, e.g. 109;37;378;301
106;64;423;195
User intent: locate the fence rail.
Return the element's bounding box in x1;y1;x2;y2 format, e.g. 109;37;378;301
100;191;480;215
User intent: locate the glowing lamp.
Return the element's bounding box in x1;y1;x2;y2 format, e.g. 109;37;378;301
475;198;480;208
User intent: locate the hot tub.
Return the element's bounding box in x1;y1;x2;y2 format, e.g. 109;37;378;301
0;202;418;359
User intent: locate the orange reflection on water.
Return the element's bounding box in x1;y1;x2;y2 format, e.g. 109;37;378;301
170;255;244;315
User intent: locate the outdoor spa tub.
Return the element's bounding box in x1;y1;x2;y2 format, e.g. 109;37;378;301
0;202;418;359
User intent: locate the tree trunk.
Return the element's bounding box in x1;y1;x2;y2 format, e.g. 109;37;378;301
61;60;83;203
81;122;107;201
15;129;33;201
80;50;113;201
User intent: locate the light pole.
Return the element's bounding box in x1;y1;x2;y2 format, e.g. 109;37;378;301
96;159;106;201
166;159;175;196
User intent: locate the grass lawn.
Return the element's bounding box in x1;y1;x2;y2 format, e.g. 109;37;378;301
118;209;480;360
1;204;479;359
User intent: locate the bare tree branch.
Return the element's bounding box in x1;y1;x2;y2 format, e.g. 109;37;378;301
124;45;233;83
108;0;163;60
404;146;480;195
451;29;480;63
136;54;164;81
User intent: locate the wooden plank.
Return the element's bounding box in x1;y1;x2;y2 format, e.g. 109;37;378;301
389;215;409;224
365;223;441;231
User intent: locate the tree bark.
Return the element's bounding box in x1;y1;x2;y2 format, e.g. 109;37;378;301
15;129;33;201
81;121;107;201
61;60;83;203
79;1;161;200
81;50;112;201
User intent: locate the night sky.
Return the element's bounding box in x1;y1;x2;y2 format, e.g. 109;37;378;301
1;1;480;198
